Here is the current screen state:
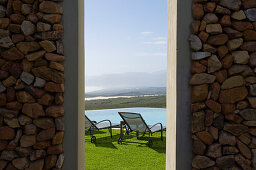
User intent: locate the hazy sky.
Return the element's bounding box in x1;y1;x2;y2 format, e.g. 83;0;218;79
84;0;167;77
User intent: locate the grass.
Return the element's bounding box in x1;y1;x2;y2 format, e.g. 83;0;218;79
85;129;166;170
85;95;166;110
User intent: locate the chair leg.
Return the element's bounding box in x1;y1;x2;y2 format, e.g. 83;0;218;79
109;128;112;138
161;130;163;141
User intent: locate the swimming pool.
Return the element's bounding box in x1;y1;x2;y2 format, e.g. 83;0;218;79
85;107;166;126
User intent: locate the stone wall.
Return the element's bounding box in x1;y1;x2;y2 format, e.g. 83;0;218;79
191;0;256;169
0;0;64;169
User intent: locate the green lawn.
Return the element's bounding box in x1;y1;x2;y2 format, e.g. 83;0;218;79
85;96;166;110
85;129;166;170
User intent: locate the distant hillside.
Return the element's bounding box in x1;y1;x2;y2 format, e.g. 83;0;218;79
85;71;166;92
85;87;166;97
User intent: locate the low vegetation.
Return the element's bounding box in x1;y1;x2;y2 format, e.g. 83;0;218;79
85;95;166;110
85;129;166;170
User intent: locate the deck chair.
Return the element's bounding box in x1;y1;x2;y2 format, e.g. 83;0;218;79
118;112;166;147
85;114;119;143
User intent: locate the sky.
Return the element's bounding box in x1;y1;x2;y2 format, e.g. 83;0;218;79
84;0;167;91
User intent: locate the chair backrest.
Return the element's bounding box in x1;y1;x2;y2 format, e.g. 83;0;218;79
84;114;98;130
118;112;149;132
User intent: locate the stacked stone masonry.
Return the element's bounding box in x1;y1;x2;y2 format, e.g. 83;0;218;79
191;0;256;169
0;0;64;169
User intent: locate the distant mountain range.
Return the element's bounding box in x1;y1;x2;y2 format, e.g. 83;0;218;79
85;87;166;97
85;70;166;93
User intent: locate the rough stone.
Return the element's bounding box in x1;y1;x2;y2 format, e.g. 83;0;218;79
45;53;64;61
4;118;20;128
0;37;13;48
232;51;250;64
27;159;44;170
55;117;64;131
219;86;248;104
223;27;243;39
208;55;222;73
203;44;216;53
225;114;243;124
192;155;215;169
235;154;252;170
39;40;56;52
42;14;61;24
206;24;222;34
21;20;35;36
237;139;252;159
240;109;256;120
20;72;34;85
216;155;235;169
18;115;32;126
192;84;208;103
221;76;244;89
44;82;64;92
20;135;36;147
33;77;46;88
0;126;15;140
16;91;35;103
0;82;6;93
1;47;24;61
196;131;214;145
45;155;57;169
223;146;239;155
192;112;205;133
203;13;218;24
32;66;64;83
206;143;222;158
41;31;63;40
47;144;63;154
248;98;256;108
190;73;216;85
207;34;228;45
215;5;231;15
25;50;46;62
193;3;204;20
245;8;256;22
232;21;253;32
213;70;227;84
24;124;36;135
12;157;28;169
227;38;243;51
241;41;256;52
16;42;40;55
206;100;221;113
22;103;45;119
46;106;64;118
39;1;63;14
244;30;256;41
250;84;256;96
56;154;64;168
229;64;253;77
191;61;206;73
37;128;55;141
37;22;51;32
224;124;249;136
30;150;46;161
231;10;246;20
33;141;51;150
220;15;231;26
0;150;18;161
33;118;55;129
221;55;233;69
189;35;202;51
211;82;220;101
37;93;54;106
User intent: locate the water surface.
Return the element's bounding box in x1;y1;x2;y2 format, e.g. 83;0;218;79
85;107;166;126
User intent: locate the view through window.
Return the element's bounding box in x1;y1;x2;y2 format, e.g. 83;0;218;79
84;0;167;169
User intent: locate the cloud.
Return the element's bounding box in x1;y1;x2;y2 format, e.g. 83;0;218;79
143;41;167;45
134;52;167;57
153;37;167;40
141;31;154;35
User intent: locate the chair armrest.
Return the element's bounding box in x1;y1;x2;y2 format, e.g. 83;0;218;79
95;119;112;127
149;122;163;131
